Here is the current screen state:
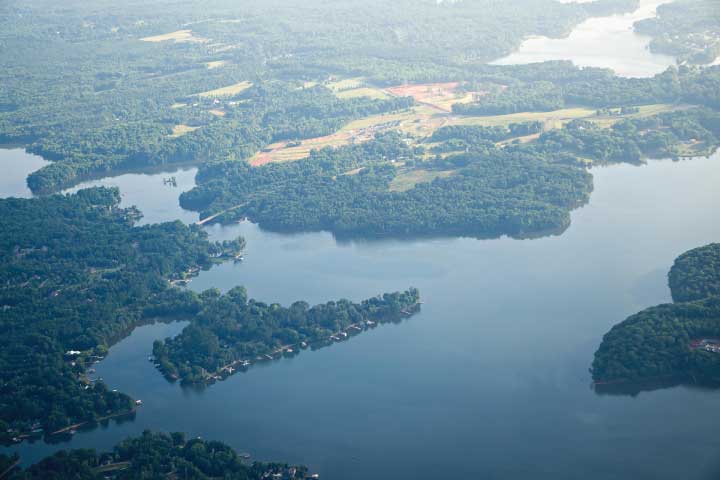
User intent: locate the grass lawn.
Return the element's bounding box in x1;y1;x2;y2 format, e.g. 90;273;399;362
196;81;253;98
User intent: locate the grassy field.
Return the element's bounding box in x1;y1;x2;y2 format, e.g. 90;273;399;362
336;87;390;100
196;81;253;98
169;124;199;138
206;60;229;69
327;77;367;92
589;104;693;127
245;88;694;167
452;107;596;129
141;29;208;43
389;168;457;192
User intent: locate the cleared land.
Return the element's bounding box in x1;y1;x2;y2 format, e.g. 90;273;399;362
196;81;253;98
327;77;367;92
246;78;691;167
141;29;208;43
389;169;457;192
206;60;228;69
385;82;487;112
336;87;390;100
169;124;199;138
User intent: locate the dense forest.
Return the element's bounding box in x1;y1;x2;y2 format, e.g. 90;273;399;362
0;0;641;192
180;131;593;238
592;243;720;385
153;288;420;384
181;98;720;239
2;431;309;479
0;187;417;443
0;188;221;443
634;0;720;65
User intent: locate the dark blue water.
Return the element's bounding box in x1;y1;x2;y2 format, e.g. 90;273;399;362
4;148;720;479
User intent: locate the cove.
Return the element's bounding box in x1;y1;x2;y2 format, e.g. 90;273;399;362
5;152;720;480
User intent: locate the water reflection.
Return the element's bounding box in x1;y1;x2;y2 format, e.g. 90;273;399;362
491;0;677;77
0;147;49;198
63;165;200;225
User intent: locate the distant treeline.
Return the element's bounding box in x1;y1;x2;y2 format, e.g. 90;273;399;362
1;431;308;480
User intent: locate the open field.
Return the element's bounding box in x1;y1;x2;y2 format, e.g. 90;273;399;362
389;168;457;192
385;82;487;112
336;87;390;100
196;81;252;98
250;130;372;166
327;77;366;92
206;60;229;69
452;107;597;129
140;29;208;43
589;104;694;127
169;124;199;138
246;85;694;167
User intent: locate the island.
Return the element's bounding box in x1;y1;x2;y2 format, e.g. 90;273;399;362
591;243;720;389
153;287;421;385
0;431;311;480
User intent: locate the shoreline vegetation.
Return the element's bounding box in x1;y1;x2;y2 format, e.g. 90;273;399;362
0;431;314;480
0;188;417;447
634;0;720;66
180;66;720;239
591;243;720;393
0;0;640;194
153;288;421;386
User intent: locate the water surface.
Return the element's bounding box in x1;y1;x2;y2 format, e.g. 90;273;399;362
491;0;677;77
6;153;720;480
63;166;200;225
0;148;49;198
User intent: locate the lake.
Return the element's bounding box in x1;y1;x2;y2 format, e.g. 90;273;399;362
491;0;677;77
4;145;720;479
0;148;49;199
2;5;720;476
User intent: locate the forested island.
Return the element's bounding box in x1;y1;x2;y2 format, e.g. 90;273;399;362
0;431;311;479
153;288;421;385
592;243;720;388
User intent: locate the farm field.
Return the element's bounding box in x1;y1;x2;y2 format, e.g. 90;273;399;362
385;82;487;112
336;87;391;100
169;124;199;138
389;168;457;192
196;81;253;98
206;60;229;69
246;82;695;168
140;29;208;43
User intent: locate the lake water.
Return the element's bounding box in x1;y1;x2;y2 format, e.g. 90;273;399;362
4;148;720;479
63;166;200;226
491;0;678;77
0;148;49;199
2;6;720;476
